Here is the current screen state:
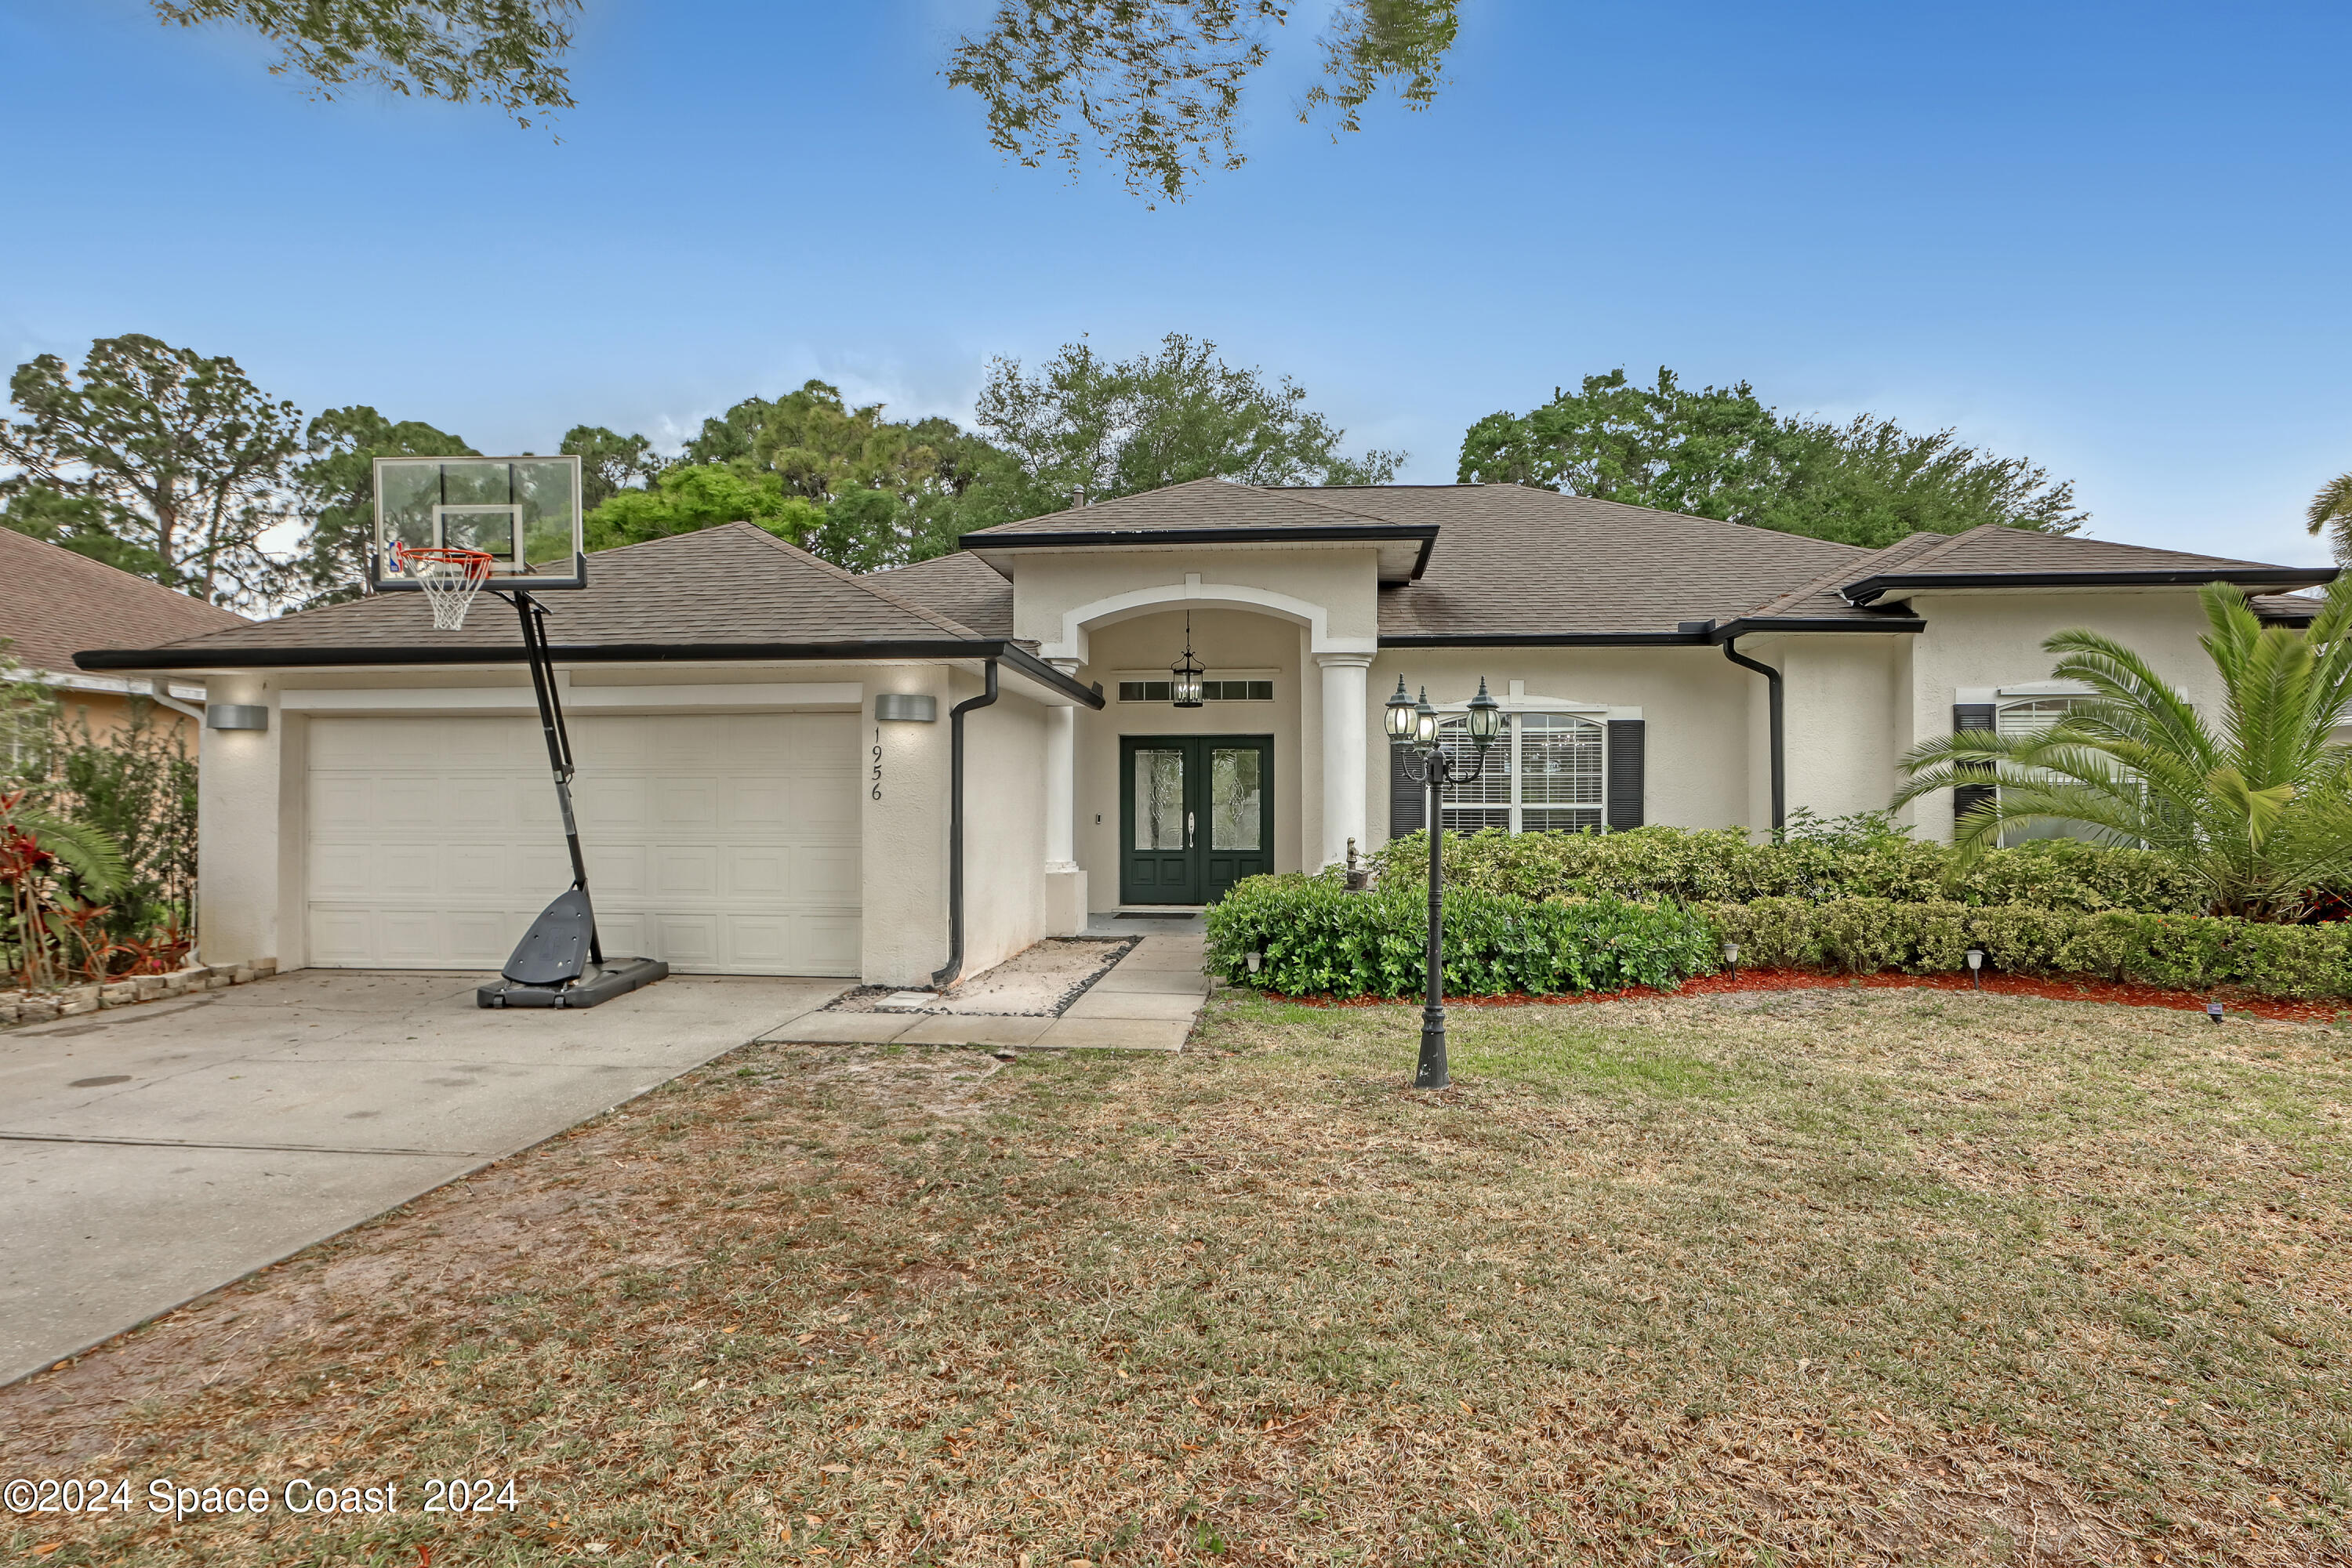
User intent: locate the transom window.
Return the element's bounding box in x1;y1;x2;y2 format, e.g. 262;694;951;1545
1436;713;1605;833
1117;677;1273;702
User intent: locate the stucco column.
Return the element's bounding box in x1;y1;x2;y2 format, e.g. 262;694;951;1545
1044;658;1087;933
1316;652;1373;869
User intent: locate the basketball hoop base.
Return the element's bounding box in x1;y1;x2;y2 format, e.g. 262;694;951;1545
478;956;670;1010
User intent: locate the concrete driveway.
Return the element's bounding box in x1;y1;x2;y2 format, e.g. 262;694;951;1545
0;968;843;1386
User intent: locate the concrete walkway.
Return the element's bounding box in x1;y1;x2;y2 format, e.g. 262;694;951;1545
767;930;1210;1052
1;969;844;1386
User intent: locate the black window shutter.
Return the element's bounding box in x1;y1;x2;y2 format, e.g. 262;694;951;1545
1605;719;1645;830
1952;702;1997;823
1389;744;1425;837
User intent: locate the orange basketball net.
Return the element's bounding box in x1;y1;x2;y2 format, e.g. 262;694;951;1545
394;543;495;630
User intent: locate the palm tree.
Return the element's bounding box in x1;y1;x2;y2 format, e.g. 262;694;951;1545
2;789;129;989
1893;577;2352;920
2310;472;2352;562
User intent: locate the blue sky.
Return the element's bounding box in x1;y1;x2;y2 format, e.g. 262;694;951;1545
5;0;2350;564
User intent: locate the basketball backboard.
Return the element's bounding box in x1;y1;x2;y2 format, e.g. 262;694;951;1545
371;456;586;591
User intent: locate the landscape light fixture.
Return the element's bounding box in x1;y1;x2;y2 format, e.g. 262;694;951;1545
1170;615;1205;709
1965;948;1984;989
1388;677;1504;1090
2207;1000;2226;1025
1722;939;1740;978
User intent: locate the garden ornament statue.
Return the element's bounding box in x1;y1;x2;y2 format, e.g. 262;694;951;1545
1385;676;1503;1090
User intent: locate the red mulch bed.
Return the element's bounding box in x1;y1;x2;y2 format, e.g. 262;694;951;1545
1272;968;2349;1025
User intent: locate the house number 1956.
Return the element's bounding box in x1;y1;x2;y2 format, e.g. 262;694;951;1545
871;728;884;800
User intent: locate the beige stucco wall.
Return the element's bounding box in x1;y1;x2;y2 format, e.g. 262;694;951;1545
1006;546;1382;659
1359;646;1758;848
195;672;286;967
1069;608;1305;902
957;673;1051;978
1738;633;1908;828
1900;588;2223;840
192;659;1045;988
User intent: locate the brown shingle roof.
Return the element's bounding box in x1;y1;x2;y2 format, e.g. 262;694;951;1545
1284;485;1876;640
1837;523;2329;603
0;528;247;676
861;551;1013;638
78;523;989;666
966;475;1395;534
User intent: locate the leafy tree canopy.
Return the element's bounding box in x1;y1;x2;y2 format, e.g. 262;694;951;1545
613;382;1025;572
948;0;1461;202
292;406;476;606
1458;368;2085;548
975;332;1401;511
0;335;306;609
151;0;577;127
0;486;166;580
561;424;665;510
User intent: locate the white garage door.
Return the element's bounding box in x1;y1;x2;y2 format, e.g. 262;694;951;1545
306;712;861;975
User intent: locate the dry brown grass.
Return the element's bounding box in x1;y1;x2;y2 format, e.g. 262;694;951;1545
4;985;2349;1566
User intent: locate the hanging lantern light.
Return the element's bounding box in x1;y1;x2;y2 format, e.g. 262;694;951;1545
1170;614;1205;709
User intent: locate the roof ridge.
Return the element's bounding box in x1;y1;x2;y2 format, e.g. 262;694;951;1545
727;523;985;639
1877;523;2001;574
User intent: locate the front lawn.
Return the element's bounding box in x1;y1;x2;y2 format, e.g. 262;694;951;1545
5;988;2349;1565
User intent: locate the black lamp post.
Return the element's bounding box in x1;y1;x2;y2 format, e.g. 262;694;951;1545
1385;675;1503;1089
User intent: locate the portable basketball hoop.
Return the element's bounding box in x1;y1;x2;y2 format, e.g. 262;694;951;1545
372;456;665;1011
393;543;495;630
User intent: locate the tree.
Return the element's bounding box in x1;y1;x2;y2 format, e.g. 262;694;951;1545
583;465;822;554
2303;471;2352;562
975;332;1401;511
1458;368;2085;548
0;486;166;580
150;0;578;128
1893;579;2352;921
0;336;305;609
641;382;1026;570
561;425;666;510
292;406;476;606
948;1;1461;203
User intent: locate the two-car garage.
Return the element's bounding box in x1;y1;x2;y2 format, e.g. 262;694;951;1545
303;711;862;976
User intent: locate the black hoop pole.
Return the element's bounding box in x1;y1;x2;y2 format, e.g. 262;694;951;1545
508;589;602;966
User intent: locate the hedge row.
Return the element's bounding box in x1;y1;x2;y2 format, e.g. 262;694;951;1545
1371;826;2206;914
1203;873;1720;1000
1702;897;2352;999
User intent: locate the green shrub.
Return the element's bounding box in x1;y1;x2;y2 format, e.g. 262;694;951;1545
1203;873;1720;1000
1371;826;2206;914
1703;898;2352;998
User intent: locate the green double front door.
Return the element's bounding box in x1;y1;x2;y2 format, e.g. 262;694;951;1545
1120;735;1274;905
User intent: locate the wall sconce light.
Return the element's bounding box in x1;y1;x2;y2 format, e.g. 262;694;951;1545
205;704;269;731
874;693;938;722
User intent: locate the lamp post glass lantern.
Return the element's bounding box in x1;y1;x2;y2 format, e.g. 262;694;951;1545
1389;677;1503;1089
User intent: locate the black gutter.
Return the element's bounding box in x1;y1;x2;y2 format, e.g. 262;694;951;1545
963;524;1441;581
931;660;999;991
77;638;1105;710
1720;637;1784;833
1842;567;2336;606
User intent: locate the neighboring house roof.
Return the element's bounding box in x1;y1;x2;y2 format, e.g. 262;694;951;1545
75;524;1096;709
862;551;1014;638
0;527;247;677
2250;591;2327;626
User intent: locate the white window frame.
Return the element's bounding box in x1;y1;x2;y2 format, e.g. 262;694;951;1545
1428;688;1633;834
1114;667;1279;703
1992;690;2100;847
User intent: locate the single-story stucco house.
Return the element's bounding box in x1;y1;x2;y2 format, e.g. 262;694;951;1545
75;478;2336;988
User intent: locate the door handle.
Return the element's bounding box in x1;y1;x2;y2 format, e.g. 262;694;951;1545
1187;810;1196;847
